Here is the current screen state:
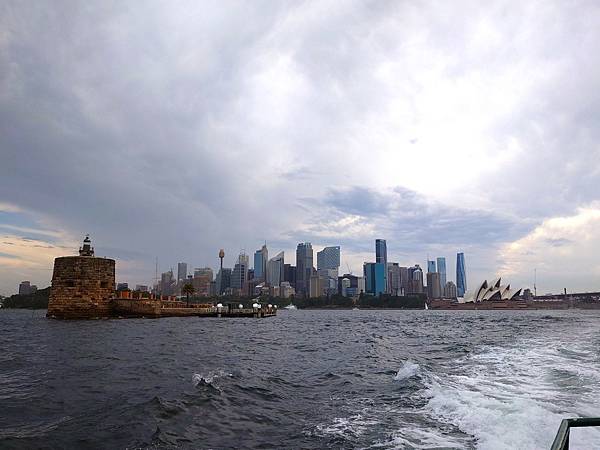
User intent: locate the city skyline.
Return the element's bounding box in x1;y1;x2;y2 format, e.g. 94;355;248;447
151;244;469;293
3;231;597;297
2;2;600;296
148;238;466;299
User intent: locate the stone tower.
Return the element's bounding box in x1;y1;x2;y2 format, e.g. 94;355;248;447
47;235;115;319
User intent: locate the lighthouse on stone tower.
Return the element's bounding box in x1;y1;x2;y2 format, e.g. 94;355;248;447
79;234;94;256
47;235;115;319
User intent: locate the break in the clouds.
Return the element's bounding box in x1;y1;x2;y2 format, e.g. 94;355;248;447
1;0;600;295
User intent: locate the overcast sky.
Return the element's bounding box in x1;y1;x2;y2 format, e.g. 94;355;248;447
1;0;600;296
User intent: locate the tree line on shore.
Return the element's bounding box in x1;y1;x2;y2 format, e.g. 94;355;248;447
1;287;51;309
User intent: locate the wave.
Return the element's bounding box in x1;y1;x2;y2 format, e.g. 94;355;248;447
418;340;600;449
191;370;233;388
380;426;472;449
393;361;420;381
309;413;379;440
0;416;71;440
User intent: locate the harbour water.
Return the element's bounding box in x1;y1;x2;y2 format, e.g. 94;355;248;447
1;309;600;449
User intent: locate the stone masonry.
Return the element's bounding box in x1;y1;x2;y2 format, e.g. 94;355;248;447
47;252;115;320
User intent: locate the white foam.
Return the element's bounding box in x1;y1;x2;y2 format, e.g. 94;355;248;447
311;414;379;439
382;426;470;449
393;361;420;381
191;370;232;387
419;339;600;449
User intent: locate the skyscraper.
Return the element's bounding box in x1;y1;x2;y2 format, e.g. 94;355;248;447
284;264;297;288
387;263;401;296
375;239;388;293
253;250;263;279
253;244;268;280
317;246;340;295
231;253;249;292
456;252;467;297
399;266;409;296
364;262;386;297
436;257;447;288
267;251;285;286
426;272;442;299
238;252;249;268
427;260;436;273
407;264;424;294
177;262;188;282
231;263;245;291
296;243;313;297
375;239;387;265
317;246;341;271
216;268;232;295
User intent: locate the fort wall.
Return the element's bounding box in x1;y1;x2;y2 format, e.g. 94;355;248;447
47;256;115;319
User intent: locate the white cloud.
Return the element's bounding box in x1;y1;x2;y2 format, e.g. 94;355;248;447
499;203;600;293
0;234;78;294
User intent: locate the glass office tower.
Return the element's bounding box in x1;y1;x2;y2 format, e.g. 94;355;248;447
427;260;436;273
456;252;467;297
296;243;314;297
375;239;387;293
364;262;386;297
436;257;447;287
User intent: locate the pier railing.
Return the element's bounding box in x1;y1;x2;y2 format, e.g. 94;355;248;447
551;417;600;450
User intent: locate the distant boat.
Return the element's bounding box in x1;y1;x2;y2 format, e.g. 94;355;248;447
284;304;297;310
352;307;359;310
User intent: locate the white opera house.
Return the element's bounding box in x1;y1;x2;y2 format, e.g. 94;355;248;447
460;278;522;303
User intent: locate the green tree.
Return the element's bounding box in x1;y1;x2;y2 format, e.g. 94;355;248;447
182;283;195;307
2;287;50;309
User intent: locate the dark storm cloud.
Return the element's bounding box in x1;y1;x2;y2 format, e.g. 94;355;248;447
1;0;600;293
0;2;292;265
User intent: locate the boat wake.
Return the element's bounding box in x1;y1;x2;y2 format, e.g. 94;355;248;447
393;361;420;381
420;341;600;449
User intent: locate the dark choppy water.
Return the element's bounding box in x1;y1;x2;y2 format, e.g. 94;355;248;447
2;309;600;449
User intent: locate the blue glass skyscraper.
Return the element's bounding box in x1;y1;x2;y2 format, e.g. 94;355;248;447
364;262;386;297
253;244;268;280
253;250;263;279
375;239;388;293
456;252;467;297
375;239;387;265
427;260;436;273
436;257;447;288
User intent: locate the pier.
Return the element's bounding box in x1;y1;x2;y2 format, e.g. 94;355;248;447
113;297;277;319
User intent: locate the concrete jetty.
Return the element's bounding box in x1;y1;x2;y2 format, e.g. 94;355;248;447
113;297;277;319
